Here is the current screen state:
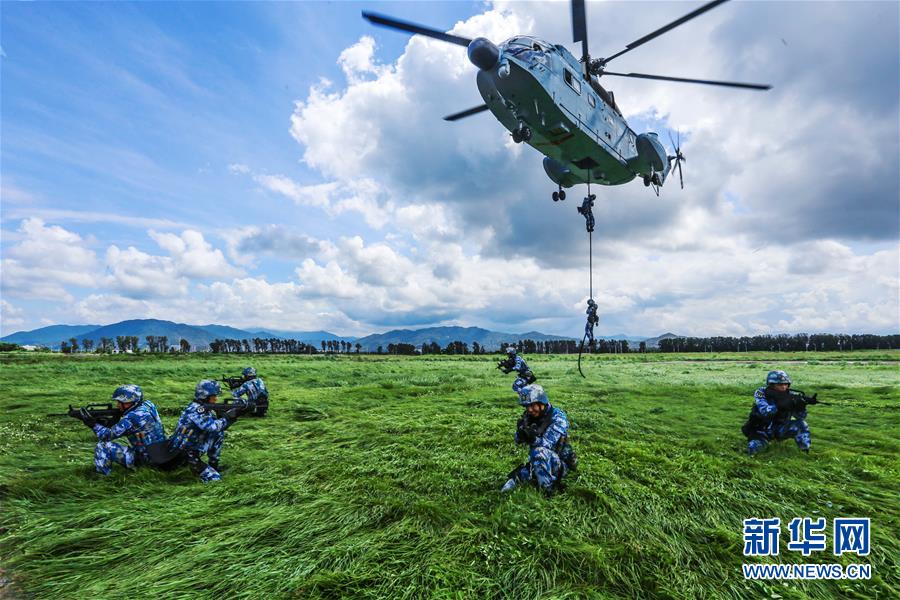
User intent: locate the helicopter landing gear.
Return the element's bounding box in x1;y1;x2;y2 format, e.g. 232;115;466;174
552;185;566;202
643;175;651;187
511;122;532;143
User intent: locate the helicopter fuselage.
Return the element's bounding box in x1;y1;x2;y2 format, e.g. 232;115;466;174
476;36;671;189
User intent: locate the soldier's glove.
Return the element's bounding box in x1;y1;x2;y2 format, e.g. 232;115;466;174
79;408;98;428
224;406;244;423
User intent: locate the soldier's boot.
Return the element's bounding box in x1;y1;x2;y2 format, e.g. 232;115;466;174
502;465;529;492
208;459;228;473
187;450;221;483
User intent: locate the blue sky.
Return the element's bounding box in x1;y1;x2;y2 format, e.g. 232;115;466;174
2;1;898;337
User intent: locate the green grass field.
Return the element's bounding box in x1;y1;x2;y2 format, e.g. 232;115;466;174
1;351;897;599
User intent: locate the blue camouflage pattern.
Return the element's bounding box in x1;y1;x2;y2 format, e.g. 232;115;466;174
92;399;166;475
168;401;229;482
518;383;549;406
508;355;533;396
584;300;599;344
766;370;792;385
746;386;811;455
195;379;221;401
112;383;143;404
512;405;570;490
232;377;268;403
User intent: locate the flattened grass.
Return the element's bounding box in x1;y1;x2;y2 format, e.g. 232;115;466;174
0;351;897;599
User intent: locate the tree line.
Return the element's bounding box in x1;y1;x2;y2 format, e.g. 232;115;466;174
49;332;900;354
658;333;899;352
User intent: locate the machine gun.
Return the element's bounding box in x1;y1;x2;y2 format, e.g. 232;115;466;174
220;375;246;391
48;403;123;427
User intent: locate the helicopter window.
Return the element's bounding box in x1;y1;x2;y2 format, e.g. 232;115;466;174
564;69;581;94
587;93;596;108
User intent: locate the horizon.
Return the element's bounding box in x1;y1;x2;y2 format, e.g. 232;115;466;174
2;2;898;338
5;317;897;345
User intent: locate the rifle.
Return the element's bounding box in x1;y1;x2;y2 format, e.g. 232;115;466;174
791;390;828;406
220;375;246;391
198;399;256;419
496;357;514;372
48;403;123;427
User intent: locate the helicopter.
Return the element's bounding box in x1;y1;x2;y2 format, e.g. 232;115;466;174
363;0;770;200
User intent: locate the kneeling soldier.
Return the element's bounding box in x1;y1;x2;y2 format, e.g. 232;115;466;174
82;384;169;475
743;370;820;455
497;345;536;400
502;384;576;494
168;380;242;482
232;366;269;416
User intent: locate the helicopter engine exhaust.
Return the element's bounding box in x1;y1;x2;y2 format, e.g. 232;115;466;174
467;38;500;71
629;132;671;184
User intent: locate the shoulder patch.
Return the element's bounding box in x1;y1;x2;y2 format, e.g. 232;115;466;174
196;406;206;414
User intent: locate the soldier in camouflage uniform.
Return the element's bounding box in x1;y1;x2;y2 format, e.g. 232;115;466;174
584;299;599;346
80;384;168;475
498;346;536;399
742;370;818;455
168;380;242;482
502;384;577;494
232;366;269;416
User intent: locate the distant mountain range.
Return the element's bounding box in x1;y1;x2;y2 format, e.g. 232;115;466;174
1;319;672;351
352;326;574;352
1;319;354;350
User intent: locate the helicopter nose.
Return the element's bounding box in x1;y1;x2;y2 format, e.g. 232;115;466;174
467;37;499;71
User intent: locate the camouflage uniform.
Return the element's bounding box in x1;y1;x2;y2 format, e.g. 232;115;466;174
744;386;811;455
584;300;599;345
233;377;269;416
168;401;231;482
92;400;167;475
506;385;575;492
508;355;534;397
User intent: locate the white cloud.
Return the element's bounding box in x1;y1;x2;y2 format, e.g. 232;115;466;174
105;245;186;298
1;300;25;329
1;218;98;300
252;174;337;209
338;36;386;83
148;229;240;279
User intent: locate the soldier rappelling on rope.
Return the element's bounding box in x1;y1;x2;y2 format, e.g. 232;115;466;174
578;193;595;233
577;186;598;378
584;299;599;347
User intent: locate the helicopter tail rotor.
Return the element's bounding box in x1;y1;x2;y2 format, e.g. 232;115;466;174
668;131;686;189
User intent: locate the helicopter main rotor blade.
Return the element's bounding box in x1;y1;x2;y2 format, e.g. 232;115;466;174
571;0;589;62
362;12;472;47
603;71;771;90
603;0;730;64
443;104;490;122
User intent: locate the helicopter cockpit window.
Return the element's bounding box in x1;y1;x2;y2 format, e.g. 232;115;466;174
564;69;582;94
